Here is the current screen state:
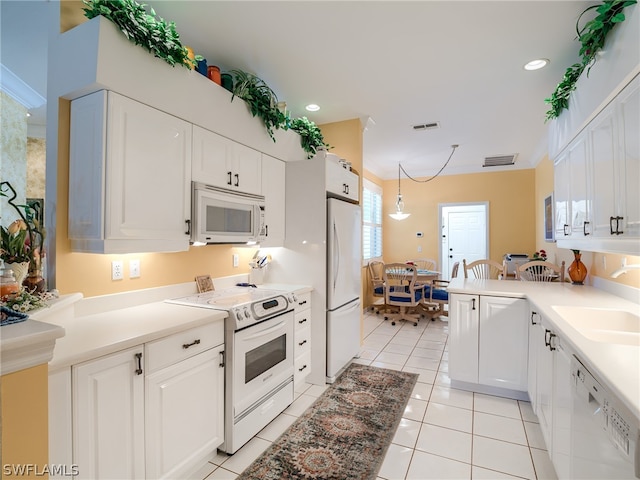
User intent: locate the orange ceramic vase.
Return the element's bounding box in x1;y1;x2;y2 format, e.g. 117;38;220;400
568;253;588;285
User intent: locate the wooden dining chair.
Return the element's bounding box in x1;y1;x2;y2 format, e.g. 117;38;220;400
516;260;565;282
368;260;386;314
409;258;437;271
463;259;506;280
383;263;424;326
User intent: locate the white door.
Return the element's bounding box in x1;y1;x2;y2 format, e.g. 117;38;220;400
327;198;362;310
73;346;145;480
440;203;488;279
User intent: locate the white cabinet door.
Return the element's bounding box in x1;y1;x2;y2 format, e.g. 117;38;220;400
260;154;286;247
145;345;224;480
527;308;543;412
554;152;571;239
73;346;145;480
326;160;359;202
478;296;528;391
616;75;640;238
69;90;192;253
552;337;573;480
192;126;262;195
535;320;554;451
589;100;618;238
449;293;479;384
568;134;591;238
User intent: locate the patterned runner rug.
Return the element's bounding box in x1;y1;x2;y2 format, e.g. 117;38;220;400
238;363;418;480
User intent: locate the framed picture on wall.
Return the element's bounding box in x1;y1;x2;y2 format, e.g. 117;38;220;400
544;193;555;242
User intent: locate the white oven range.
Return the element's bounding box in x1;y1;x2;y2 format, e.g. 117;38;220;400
166;286;294;454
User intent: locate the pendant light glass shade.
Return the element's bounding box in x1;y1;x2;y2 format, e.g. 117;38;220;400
389;164;410;220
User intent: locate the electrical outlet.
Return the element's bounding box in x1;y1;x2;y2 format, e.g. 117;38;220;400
233;253;239;268
129;259;141;278
112;260;124;280
417;245;422;252
602;256;607;270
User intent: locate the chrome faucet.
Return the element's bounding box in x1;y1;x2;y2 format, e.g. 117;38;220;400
610;263;640;278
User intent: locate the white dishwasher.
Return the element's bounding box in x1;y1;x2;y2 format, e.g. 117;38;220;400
571;356;639;479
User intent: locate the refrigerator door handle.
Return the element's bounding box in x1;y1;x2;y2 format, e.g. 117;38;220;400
332;220;340;292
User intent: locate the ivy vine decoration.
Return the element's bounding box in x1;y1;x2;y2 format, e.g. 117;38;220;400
544;0;636;121
290;117;332;159
230;69;290;142
83;0;194;69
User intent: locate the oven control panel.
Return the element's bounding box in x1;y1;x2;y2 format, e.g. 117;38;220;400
252;295;289;318
229;295;290;327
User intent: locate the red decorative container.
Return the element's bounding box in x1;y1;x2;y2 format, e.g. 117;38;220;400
207;66;221;85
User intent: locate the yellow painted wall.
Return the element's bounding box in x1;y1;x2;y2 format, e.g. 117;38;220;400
534;155;640;288
1;365;49;479
382;169;536;266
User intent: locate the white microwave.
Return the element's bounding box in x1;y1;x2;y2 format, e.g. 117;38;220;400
191;182;266;245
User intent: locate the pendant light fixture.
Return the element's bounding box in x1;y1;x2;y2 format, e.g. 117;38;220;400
389;164;410;220
388;144;459;221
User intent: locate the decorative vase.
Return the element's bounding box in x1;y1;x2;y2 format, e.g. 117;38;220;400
568;253;588;285
5;261;30;286
23;269;46;294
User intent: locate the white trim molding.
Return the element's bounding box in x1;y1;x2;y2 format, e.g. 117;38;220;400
0;63;46;109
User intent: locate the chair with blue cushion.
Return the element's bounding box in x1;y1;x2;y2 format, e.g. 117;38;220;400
422;279;451;320
368;260;387;314
383;263;424;326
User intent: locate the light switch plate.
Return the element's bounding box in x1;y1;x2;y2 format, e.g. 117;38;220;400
129;259;140;278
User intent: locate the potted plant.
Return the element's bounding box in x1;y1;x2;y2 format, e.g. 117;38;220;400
230;69;290;141
83;0;195;69
290;116;331;159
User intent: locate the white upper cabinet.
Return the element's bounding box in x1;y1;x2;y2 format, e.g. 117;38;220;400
260;154;286;247
326;158;359;203
192;126;262;195
554;74;640;254
69;90;192;254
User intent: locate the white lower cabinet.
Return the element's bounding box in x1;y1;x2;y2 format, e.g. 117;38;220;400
292;291;312;389
57;323;224;480
73;346;146;480
531;308;575;480
450;293;528;392
145;345;224;480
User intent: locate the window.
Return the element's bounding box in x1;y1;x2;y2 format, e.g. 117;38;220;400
362;179;382;261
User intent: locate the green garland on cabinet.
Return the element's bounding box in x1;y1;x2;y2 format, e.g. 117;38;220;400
545;0;637;121
83;0;194;69
83;0;331;158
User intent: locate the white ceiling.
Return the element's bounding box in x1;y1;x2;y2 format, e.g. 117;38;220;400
2;0;596;179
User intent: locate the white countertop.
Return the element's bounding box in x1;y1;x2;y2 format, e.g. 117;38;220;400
31;279;312;373
448;278;640;423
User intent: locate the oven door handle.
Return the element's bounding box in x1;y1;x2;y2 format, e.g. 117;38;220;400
242;320;287;340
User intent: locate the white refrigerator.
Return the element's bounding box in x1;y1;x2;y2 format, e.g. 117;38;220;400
326;198;362;382
263;152;362;385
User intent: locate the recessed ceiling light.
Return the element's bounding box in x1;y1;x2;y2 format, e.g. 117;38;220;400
524;58;549;71
305;104;320;112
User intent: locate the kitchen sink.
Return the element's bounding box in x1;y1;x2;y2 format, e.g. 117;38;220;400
552;305;640;346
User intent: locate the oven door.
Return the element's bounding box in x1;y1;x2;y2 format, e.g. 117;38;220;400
233;310;294;416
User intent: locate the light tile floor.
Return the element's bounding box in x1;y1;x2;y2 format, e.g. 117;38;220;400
194;311;559;480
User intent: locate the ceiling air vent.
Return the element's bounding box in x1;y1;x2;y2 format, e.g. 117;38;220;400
483;154;518;167
412;122;440;131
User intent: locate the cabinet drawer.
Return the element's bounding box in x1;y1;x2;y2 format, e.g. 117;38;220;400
294;351;311;387
145;322;223;374
295;309;311;332
294;292;311;312
294;327;311;358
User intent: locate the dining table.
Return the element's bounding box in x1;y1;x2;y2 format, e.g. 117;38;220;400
415;269;440;284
